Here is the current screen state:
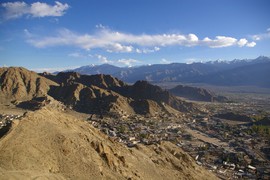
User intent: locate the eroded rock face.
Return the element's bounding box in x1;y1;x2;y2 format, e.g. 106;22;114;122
0;107;217;180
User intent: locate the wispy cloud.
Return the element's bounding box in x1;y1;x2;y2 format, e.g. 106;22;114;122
1;1;69;20
252;28;270;41
117;59;140;66
26;27;256;53
136;47;160;54
106;43;133;53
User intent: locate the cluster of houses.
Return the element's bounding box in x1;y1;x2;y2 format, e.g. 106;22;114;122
0;114;23;137
88;111;270;179
0;114;22;126
89;115;184;147
183;115;270;179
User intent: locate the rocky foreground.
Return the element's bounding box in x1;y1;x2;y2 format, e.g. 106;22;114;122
0;107;217;179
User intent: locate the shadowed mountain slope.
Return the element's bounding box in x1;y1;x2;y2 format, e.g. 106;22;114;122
169;84;228;102
41;72;196;115
113;80;195;112
48;82;135;116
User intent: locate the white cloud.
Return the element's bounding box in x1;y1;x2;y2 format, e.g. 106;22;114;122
252;28;270;41
26;27;256;51
106;43;133;53
136;46;160;53
117;59;140;66
186;34;199;47
96;54;112;63
1;2;28;19
237;38;256;48
1;1;69;20
237;38;248;47
246;42;256;47
202;36;238;48
188;34;199;42
30;1;69;17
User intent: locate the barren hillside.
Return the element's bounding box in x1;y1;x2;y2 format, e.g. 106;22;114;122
0;107;217;180
0;67;58;103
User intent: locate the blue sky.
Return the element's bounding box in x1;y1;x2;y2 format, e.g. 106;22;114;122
0;0;270;72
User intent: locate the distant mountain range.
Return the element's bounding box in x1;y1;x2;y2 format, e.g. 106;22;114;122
63;56;270;88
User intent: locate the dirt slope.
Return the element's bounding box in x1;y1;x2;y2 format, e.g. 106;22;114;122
0;108;217;180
